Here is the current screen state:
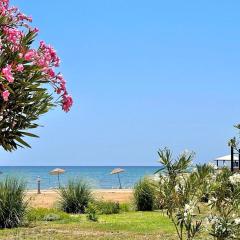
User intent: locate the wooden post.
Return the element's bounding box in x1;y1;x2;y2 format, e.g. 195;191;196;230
37;176;41;194
231;146;234;172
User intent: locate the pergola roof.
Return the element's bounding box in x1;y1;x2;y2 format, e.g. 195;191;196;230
215;155;239;162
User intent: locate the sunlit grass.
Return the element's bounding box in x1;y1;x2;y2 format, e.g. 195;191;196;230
0;209;210;239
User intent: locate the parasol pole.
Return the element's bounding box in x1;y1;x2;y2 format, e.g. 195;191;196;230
117;173;122;189
58;173;60;188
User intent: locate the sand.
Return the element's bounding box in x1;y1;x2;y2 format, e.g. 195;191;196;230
26;189;133;208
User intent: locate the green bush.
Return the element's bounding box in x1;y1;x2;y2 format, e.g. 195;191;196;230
95;200;120;215
59;179;93;214
119;203;132;212
26;208;69;222
134;177;155;211
43;213;61;222
86;203;98;222
0;177;27;228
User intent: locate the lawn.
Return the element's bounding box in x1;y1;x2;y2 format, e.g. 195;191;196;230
0;211;210;240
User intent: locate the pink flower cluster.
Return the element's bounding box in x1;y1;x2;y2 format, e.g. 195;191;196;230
2;65;14;83
1;90;9;101
0;0;73;112
3;27;23;50
0;0;9;15
37;41;60;68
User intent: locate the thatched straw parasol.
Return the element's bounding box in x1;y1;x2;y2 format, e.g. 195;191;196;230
110;168;125;189
49;168;65;188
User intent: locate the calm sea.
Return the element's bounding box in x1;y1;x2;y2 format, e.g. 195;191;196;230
0;166;159;190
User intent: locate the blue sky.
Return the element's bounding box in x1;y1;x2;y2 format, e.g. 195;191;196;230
1;0;240;166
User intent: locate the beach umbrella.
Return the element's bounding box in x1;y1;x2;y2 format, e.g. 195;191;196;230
49;168;65;188
110;168;125;189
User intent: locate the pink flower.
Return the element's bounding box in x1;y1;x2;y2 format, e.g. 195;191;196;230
17;13;32;22
47;68;55;78
32;27;39;33
37;41;60;67
2;65;14;83
3;27;23;49
18;53;23;58
62;94;73;112
24;49;36;61
2;90;10;101
0;1;73;112
16;64;24;72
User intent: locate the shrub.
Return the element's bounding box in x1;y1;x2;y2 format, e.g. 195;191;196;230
27;208;69;222
43;213;60;222
208;168;240;240
119;203;132;213
156;148;208;240
0;0;72;152
134;177;155;211
0;177;27;228
95;200;120;215
86;203;98;222
59;179;93;214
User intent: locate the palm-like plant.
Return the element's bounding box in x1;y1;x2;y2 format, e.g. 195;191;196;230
0;177;27;228
208;168;240;240
59;180;93;214
155;148;194;177
155;148;209;240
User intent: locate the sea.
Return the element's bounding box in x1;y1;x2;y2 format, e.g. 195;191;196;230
0;166;159;190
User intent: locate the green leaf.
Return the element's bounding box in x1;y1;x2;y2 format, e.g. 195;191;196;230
15;137;31;148
19;132;39;138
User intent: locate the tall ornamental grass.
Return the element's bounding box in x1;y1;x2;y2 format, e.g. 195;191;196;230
0;177;27;228
59;179;93;214
134;177;155;211
94;200;120;214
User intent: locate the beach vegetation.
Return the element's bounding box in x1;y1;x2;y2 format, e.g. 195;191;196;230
207;168;240;240
156;148;213;240
0;177;27;228
119;202;132;212
0;211;178;240
86;203;98;222
155;148;240;240
59;179;93;214
26;208;69;222
134;177;156;211
43;213;61;222
94;200;120;215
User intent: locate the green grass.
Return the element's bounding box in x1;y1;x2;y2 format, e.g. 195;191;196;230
0;210;210;240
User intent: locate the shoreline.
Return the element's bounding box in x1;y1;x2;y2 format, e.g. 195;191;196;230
26;189;133;208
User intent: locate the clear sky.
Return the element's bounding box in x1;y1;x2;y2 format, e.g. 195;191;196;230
1;0;240;166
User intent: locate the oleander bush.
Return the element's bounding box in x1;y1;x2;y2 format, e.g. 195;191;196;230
0;0;72;152
59;179;93;214
207;168;240;240
155;148;214;240
0;177;27;228
134;177;155;211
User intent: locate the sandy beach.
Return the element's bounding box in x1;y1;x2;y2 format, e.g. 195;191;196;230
26;189;133;208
